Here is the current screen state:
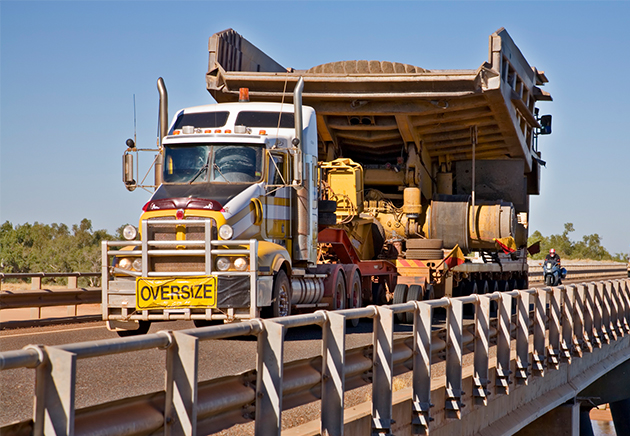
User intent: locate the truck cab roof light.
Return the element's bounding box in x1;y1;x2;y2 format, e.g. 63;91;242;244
215;129;222;133
225;129;231;133
173;131;181;135
259;130;267;135
239;87;250;102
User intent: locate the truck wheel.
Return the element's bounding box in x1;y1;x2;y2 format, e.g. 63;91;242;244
392;284;408;323
405;285;423;324
347;270;362;327
333;272;346;310
267;270;292;318
116;321;151;337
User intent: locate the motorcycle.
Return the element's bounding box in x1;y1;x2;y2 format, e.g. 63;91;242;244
543;260;567;286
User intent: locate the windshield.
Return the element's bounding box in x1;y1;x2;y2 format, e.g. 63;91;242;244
163;143;264;184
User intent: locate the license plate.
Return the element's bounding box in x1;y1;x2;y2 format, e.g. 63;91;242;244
136;277;217;310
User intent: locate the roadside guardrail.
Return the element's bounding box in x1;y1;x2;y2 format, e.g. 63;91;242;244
1;278;629;436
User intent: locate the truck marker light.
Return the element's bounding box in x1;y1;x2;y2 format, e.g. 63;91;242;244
215;129;222;133
176;209;185;220
259;130;267;135
204;129;212;133
173;131;181;135
225;129;232;133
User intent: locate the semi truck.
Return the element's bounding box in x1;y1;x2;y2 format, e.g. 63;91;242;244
103;28;552;335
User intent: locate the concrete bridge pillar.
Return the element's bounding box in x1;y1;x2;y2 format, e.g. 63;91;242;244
515;400;579;436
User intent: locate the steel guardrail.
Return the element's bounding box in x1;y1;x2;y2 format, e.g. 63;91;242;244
1;278;629;436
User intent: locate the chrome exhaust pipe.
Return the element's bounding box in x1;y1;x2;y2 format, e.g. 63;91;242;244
155;78;168;189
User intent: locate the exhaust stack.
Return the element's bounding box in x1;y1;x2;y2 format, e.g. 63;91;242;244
155;77;168;189
292;77;310;263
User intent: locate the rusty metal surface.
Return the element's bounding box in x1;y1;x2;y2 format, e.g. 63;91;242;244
206;28;551;172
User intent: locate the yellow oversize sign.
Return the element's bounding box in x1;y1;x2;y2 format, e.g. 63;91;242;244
136;277;217;309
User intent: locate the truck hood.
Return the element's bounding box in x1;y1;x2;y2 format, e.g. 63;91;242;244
150;183;255;209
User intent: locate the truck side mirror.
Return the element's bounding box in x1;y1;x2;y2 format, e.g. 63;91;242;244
123;152;136;191
539;115;552;135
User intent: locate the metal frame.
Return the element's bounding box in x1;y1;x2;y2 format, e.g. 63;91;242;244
2;279;630;436
102;217;259;321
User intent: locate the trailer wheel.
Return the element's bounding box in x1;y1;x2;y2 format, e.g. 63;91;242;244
333;272;346;310
405;285;423;324
267;270;292;318
347;270;362;327
392;284;408;323
116;321;151;337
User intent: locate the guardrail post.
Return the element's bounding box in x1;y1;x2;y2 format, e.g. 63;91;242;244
372;306;394;435
321;311;346;436
561;287;574;362
495;293;512;394
516;291;530;384
412;301;433;433
445;298;463;418
255;320;285;436
621;280;630;333
574;284;586;356
597;283;611;344
67;275;79;316
532;288;547;376
609;281;624;337
166;331;198;436
33;346;77;436
473;295;491;404
547;288;561;370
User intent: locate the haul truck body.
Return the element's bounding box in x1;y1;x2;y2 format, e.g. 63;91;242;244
103;28;551;334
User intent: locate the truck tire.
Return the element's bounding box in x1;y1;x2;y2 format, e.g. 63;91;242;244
333;272;346;310
405;285;423;324
318;212;337;226
392;284;408;323
406;239;443;250
347;270;362;327
116;321;151;337
307;60;426;75
264;270;292;318
319;200;337;213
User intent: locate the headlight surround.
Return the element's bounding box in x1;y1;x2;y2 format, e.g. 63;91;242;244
219;224;234;240
216;257;231;271
123;225;138;241
233;257;248;271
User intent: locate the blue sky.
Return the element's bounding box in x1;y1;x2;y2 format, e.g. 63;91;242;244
1;1;629;255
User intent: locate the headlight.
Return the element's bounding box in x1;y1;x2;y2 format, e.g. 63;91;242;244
123;225;138;240
118;258;133;270
233;257;248;271
219;224;234;240
216;257;231;271
132;258;142;271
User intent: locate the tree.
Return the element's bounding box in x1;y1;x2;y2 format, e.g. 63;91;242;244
527;223;628;262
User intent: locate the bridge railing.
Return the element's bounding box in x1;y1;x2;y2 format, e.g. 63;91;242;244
0;272;101;319
1;279;629;436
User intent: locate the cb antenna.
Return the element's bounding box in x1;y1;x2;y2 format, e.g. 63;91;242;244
133;94;137;146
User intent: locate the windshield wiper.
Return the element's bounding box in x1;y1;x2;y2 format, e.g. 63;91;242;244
213;163;231;184
188;162;209;184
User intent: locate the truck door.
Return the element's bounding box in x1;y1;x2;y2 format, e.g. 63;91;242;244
264;152;290;242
